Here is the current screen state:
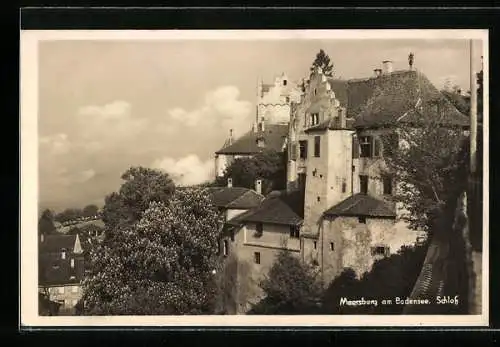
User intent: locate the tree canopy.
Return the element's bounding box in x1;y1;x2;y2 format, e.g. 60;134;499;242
82;167;223;315
248;250;322;314
83;204;99;218
310;49;334;77
215;149;286;194
38;209;56;235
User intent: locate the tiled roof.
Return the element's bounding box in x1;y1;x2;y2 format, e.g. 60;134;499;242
304;117;356;133
228;190;304;226
327;78;349;107
215;124;288;155
205;187;264;209
348;70;469;128
323;193;396;218
39;253;85;286
39;234;77;254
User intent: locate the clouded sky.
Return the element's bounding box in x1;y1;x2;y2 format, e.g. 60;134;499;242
37;37;483;211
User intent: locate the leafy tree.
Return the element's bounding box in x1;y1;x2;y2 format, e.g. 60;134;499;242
248;250;322;314
54;208;84;223
83;204;99;218
82;174;223;315
215;149;286;195
38;209;56;235
101;166;176;234
310;49;334;77
380;101;468;232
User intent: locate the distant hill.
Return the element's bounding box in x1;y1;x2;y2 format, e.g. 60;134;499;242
56;218;105;234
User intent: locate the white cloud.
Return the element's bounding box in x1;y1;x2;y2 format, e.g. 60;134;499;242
76;100;148;146
39;133;71;155
152;154;214;186
167;86;252;132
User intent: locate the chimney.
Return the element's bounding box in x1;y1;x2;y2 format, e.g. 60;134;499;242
373;68;382;77
227;177;233;188
255;179;262;195
382;60;393;74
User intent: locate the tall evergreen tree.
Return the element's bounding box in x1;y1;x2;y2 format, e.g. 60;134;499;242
310;49;334;77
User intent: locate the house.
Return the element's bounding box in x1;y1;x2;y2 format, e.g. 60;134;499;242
288;60;469;281
214;73;302;177
216;56;469;313
38;233;85;315
220;189;304;313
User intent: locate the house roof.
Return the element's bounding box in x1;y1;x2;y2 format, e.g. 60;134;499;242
327;78;349;107
39;253;85;286
215;124;288;155
304;117;356;133
323;193;396;218
348;70;469;128
205;187;264;209
228;190;304;226
39;234;77;254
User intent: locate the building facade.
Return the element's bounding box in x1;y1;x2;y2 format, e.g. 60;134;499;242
215;57;469;313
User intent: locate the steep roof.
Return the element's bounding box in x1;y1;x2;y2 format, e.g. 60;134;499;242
323;193;396;218
348;70;469;128
206;186;264;209
215;124;288;155
228;190;303;226
39;234;77;254
327;78;349;107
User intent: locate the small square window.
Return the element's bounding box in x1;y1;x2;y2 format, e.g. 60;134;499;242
254;252;261;264
285;96;290;103
372;246;389;257
330;242;334;251
289;226;300;238
283;80;287;86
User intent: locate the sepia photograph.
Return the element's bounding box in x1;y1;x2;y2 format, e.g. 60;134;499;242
20;29;488;327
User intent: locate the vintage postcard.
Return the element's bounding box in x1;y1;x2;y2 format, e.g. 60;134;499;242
20;29;489;327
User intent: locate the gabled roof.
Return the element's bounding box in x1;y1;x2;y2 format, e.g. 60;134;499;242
215;124;288;155
205;187;264;209
323;193;396;218
39;234;77;254
348;70;469;128
228;190;303;226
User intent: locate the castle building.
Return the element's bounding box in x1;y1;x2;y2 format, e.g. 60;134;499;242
214;73;302;178
214;58;469;313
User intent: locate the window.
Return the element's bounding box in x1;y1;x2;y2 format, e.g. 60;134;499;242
360;136;373;158
254;252;261;264
71;285;79;293
342;180;347;193
61;250;66;260
360;175;368;194
285;96;290;103
313;241;317;249
311;113;320;126
372;246;390;257
289;226;300;238
358;216;367;224
58;287;65;294
283;79;287;86
317;196;321;202
255;223;263;237
382;175;393;195
373;137;382;157
314;136;321;157
299;140;308;159
330;242;335;251
70;258;75;268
